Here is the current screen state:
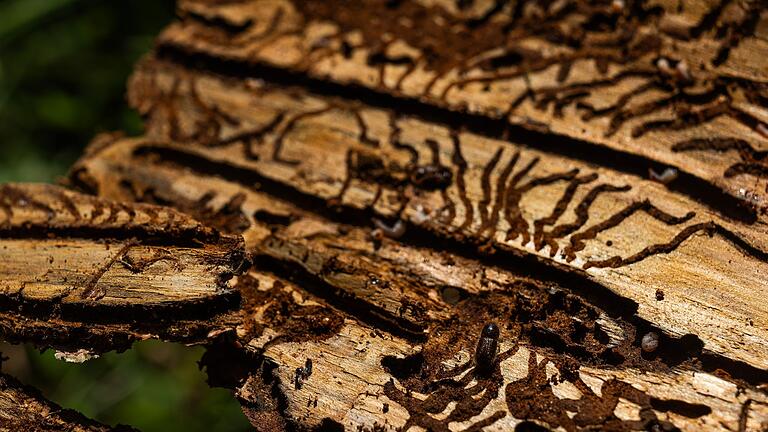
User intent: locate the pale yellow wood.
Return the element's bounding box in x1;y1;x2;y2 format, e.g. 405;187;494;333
93;59;768;373
159;0;768;219
0;183;244;306
0;183;247;354
71;127;768;430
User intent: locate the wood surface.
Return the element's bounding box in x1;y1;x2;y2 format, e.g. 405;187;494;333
159;0;768;221
3;1;768;431
0;182;247;353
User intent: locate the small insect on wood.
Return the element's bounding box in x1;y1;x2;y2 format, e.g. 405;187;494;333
294;358;313;390
641;332;660;353
648;167;678;185
474;323;499;376
408;164;453;190
372;218;406;239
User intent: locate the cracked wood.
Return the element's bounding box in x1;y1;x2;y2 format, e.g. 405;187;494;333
157;0;768;220
3;1;768;431
75;57;768;373
0;372;135;431
0;183;247;353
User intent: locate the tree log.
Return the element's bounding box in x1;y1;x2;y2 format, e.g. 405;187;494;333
158;0;768;219
3;1;768;431
113;56;768;371
0;183;247;353
64;55;768;429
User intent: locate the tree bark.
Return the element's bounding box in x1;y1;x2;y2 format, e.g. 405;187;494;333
0;372;136;432
3;1;768;431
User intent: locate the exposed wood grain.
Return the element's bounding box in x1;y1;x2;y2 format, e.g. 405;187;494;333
232;262;768;431
70;121;768;429
2;1;768;430
236;246;768;432
91;57;768;374
157;0;768;221
0;183;247;353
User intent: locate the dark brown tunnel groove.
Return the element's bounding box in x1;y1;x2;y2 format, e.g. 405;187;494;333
117;144;768;386
249;254;427;341
153;45;759;225
0;289;242;325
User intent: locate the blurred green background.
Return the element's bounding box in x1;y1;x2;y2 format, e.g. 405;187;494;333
0;341;251;431
0;0;251;430
0;0;163;182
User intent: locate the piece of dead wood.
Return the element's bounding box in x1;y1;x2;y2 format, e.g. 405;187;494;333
3;1;768;431
0;372;135;431
0;183;247;353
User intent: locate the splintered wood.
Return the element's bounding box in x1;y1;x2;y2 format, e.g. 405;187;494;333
116;58;768;371
161;0;768;217
3;1;768;431
0;183;247;352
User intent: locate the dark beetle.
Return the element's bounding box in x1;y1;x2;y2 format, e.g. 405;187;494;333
294;358;313;390
294;367;305;390
409;164;453;190
474;323;499;376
